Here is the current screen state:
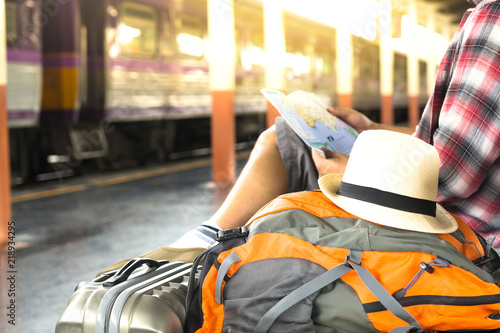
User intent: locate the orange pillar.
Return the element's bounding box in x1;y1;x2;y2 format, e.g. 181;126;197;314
0;88;8;239
0;0;11;244
381;95;394;124
336;28;353;109
208;0;236;184
338;94;353;109
264;0;285;127
380;0;394;125
1;2;13;331
266;101;280;128
211;91;235;183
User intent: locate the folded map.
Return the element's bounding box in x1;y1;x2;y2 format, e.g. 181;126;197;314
261;89;358;157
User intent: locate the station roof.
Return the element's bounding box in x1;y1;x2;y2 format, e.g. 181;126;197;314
422;0;475;23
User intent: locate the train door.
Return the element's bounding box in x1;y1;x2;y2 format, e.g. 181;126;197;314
393;52;408;123
6;0;42;184
352;36;380;116
418;60;428;109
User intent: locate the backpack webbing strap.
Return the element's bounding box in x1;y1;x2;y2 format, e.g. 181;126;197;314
254;262;353;333
215;251;241;304
388;326;422;333
347;250;422;329
255;250;422;333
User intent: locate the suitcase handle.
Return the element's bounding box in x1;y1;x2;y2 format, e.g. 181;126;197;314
103;258;169;287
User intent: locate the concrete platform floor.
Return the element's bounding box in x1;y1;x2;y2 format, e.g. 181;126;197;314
2;159;246;333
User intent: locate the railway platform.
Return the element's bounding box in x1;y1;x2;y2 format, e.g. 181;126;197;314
6;156;248;333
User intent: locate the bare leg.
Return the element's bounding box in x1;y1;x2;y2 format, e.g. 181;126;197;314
208;124;288;229
171;125;288;248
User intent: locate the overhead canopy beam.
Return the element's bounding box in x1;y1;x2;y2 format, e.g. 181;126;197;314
420;0;473;23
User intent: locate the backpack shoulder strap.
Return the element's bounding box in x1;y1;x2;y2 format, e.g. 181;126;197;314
247;191;357;227
437;214;485;261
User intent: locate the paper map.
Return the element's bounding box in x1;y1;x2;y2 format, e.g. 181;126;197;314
261;89;358;156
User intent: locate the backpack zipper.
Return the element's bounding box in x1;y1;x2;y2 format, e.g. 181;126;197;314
363;293;500;314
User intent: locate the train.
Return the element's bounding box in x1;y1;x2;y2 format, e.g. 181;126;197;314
6;0;429;185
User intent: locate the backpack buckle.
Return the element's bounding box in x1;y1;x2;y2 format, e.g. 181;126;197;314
216;226;249;242
344;250;362;267
474;256;494;268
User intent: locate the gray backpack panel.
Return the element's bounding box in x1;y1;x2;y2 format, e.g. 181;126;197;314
250;209;495;283
221;258;325;332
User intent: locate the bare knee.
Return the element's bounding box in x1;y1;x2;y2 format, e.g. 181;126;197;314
254;125;278;151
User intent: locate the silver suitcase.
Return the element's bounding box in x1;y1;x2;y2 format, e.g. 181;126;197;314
56;258;196;333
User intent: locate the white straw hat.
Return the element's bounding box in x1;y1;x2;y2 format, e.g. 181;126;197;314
318;130;457;234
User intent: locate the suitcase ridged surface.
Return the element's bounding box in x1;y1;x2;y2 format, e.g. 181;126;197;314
56;260;198;333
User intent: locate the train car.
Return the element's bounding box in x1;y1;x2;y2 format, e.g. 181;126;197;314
5;0;41;127
6;0;42;184
39;0;84;180
80;0;268;166
8;0;431;184
39;0;344;174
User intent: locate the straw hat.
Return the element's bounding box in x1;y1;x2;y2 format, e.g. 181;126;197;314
318;130;457;234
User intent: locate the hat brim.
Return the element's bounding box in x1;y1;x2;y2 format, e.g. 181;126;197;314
318;174;458;234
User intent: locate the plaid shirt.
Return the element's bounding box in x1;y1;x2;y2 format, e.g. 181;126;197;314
414;0;500;243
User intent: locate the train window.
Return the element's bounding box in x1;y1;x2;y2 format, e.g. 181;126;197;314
161;10;175;57
24;1;39;41
251;31;264;49
316;50;335;76
176;14;205;58
6;0;17;43
119;2;157;57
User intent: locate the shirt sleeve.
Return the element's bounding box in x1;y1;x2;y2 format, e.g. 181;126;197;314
427;3;500;206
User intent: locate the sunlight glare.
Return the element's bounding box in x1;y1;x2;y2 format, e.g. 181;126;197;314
119;24;141;44
262;0;379;40
177;33;204;57
390;15;448;59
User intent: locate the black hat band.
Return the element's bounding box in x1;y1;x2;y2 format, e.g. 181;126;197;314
337;182;437;217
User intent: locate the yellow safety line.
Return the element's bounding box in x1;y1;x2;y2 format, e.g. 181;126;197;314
91;159;212;188
11;185;88;203
11;152;251;203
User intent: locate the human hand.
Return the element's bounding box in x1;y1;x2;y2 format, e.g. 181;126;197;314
327;106;375;133
311;148;349;178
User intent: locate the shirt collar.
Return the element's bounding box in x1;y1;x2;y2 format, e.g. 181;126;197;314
468;0;482;5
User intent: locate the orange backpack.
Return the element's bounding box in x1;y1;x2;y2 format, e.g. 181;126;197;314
186;191;500;333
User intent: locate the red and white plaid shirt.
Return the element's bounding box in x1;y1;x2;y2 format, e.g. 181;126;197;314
414;0;500;244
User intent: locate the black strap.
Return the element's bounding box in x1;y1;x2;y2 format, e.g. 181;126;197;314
338;182;436;217
185;245;215;310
